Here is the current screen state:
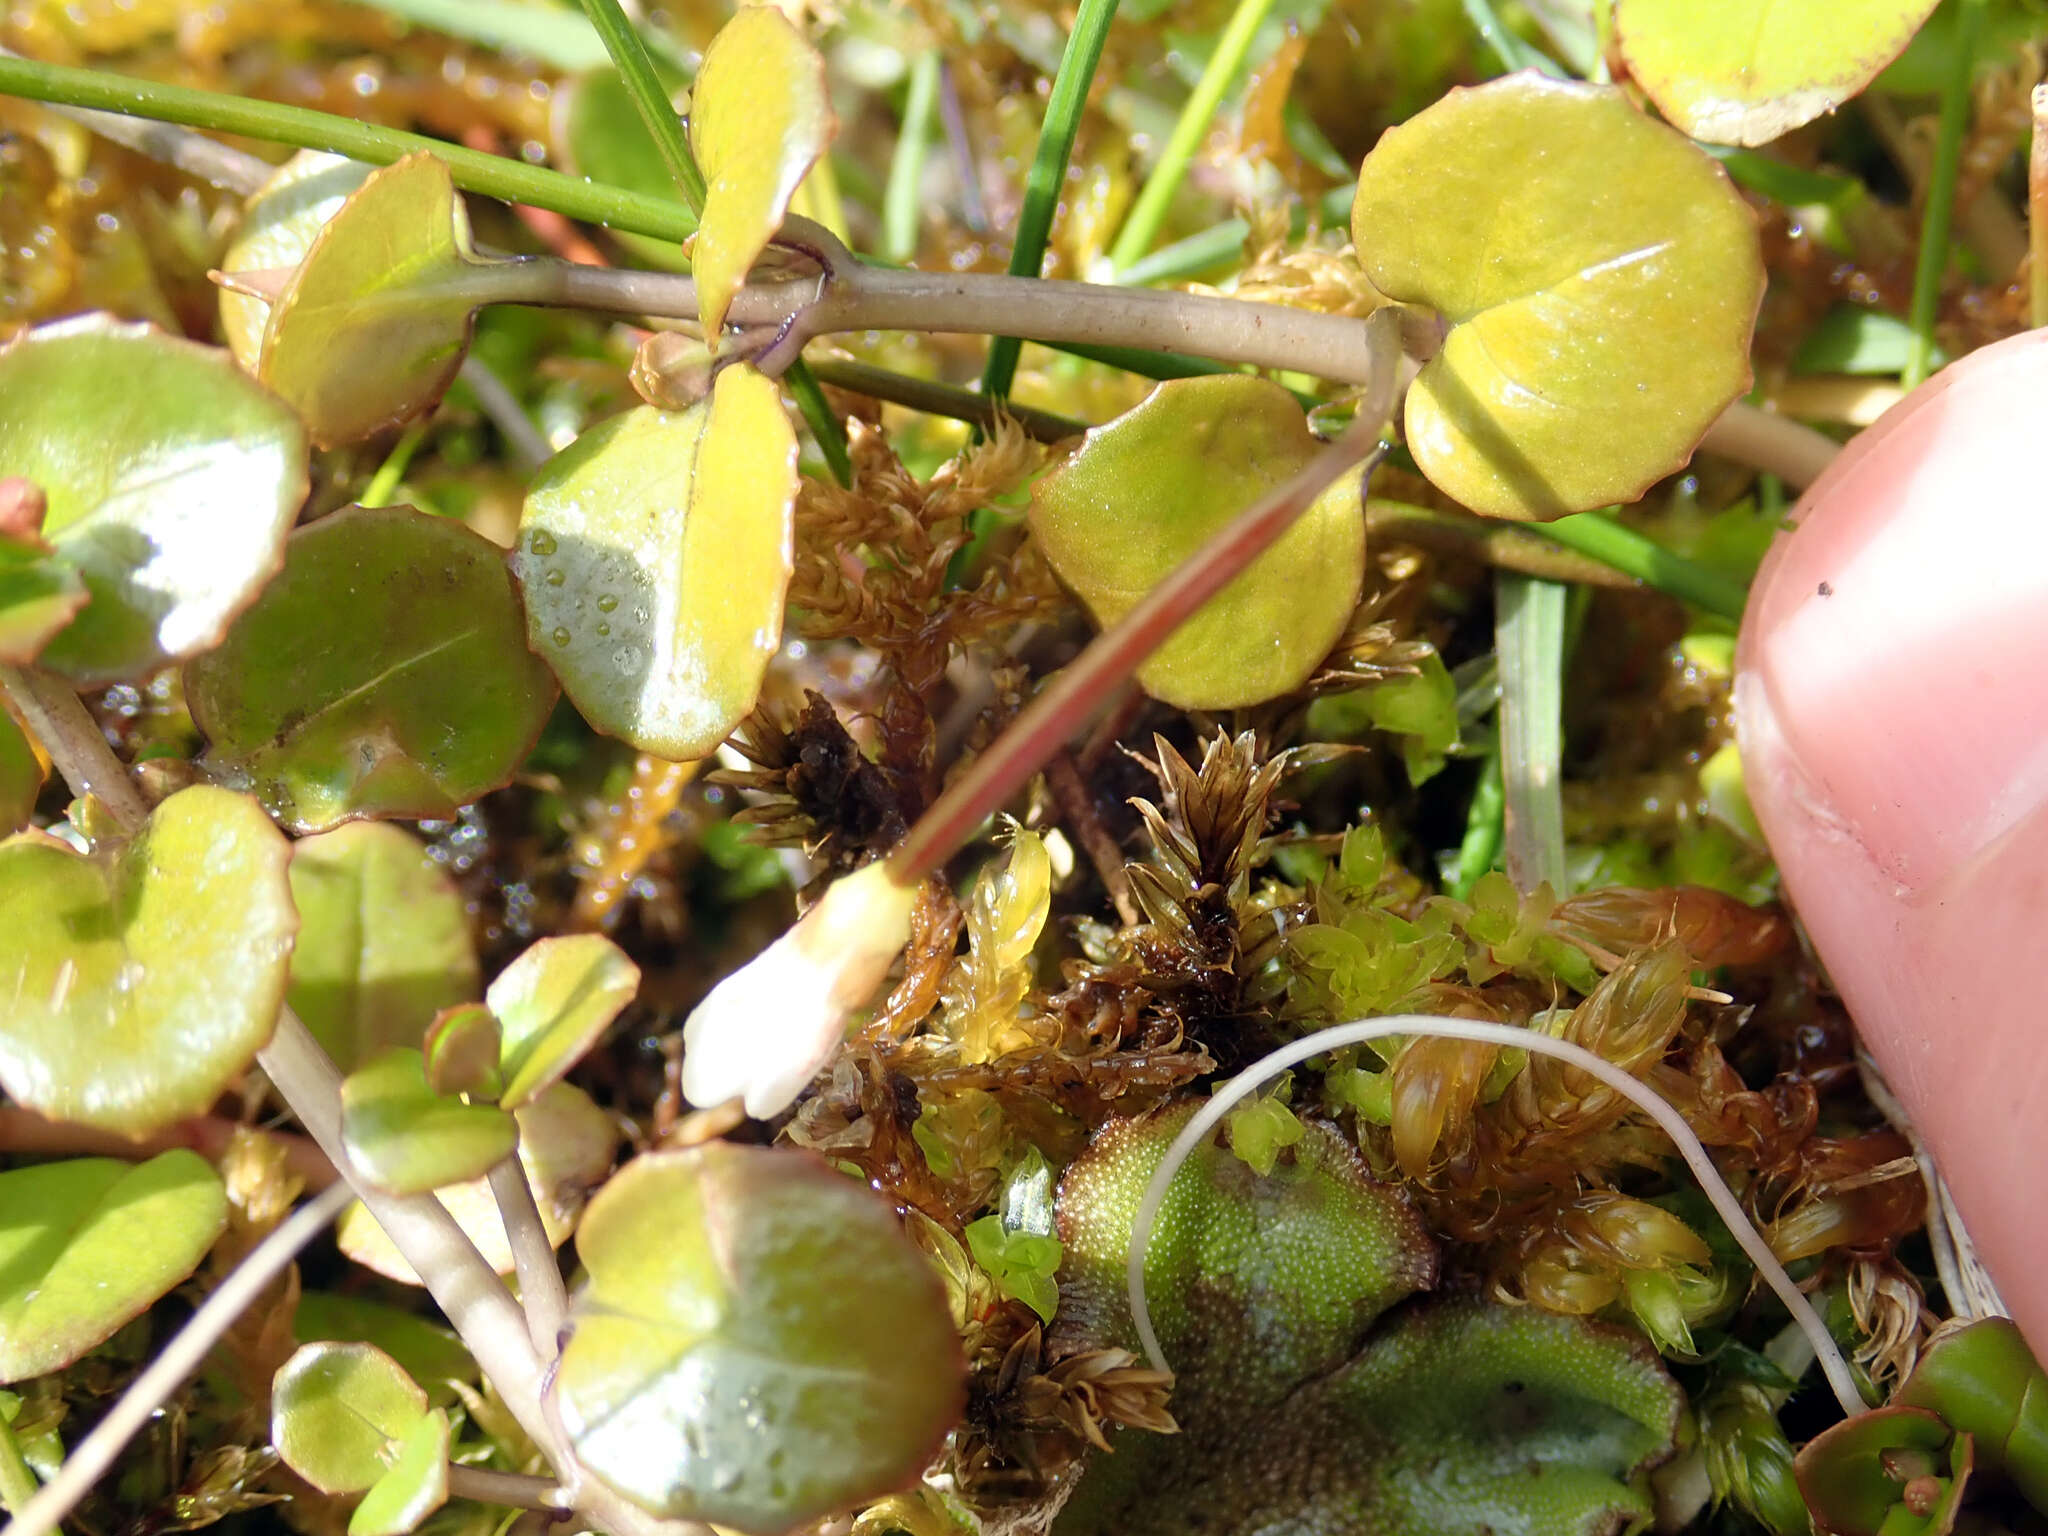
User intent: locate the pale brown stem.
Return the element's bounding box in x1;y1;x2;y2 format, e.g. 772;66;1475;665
444;1466;568;1512
0;667;147;830
488;1152;570;1357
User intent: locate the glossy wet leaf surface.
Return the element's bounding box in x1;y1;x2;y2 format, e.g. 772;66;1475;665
1352;76;1762;521
257;153;480;448
1051;1103;1684;1536
688;4;835;337
271;1341;429;1495
555;1143;963;1533
188;503;557;832
1615;0;1942;147
0;314;307;682
340;1048;517;1196
0;531;88;665
0;1152;227;1382
220;151;376;369
336;1080;618;1284
348;1407;449;1536
1028;376;1368;708
287;822;481;1072
515;364;796;758
486;934;639;1109
0;785;296;1134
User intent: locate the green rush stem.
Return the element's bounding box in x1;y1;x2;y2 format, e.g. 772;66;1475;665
1904;0;1988;391
892;308;1401;883
0;1413;37;1519
786;361;854;485
1116;184;1354;288
575;0;706;212
360;419;429;508
1449;743;1504;900
1536;511;1748;621
883;52;942;265
806;358;1086;442
1106;0;1278;273
980;0;1120;403
0;55;700;244
1494;572;1568;894
1460;0;1564;77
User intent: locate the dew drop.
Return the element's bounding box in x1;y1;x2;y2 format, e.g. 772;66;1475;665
551;627;571;648
528;530;557;556
596;593;619;613
632;606;649;624
544;569;565;586
596;622;611;637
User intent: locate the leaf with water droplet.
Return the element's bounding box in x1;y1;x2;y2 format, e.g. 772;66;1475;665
187;504;558;832
340;1047;517;1196
0;785;296;1134
0;1151;227;1382
1352;75;1763;520
487;934;639;1109
1615;0;1942;147
1050;1102;1684;1536
337;1081;618;1284
256;153;485;448
287;822;480;1071
271;1341;430;1495
555;1143;963;1532
1029;375;1367;709
0;314;308;682
515;364;796;758
220;151;376;369
688;5;836;337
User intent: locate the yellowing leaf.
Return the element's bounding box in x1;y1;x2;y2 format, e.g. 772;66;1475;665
220;152;376;370
1353;76;1763;520
257;153;481;448
1029;375;1367;708
1615;0;1943;147
515;363;797;758
688;5;836;337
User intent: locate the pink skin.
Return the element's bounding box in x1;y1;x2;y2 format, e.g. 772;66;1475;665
1736;328;2048;1359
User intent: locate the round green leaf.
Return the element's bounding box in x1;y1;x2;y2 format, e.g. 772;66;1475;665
0;785;297;1134
688;5;837;337
293;1292;478;1404
0;314;308;682
340;1048;518;1197
515;363;796;758
486;934;639;1109
0;530;88;666
287;822;481;1072
349;1408;450;1536
220;151;377;370
1615;0;1943;147
1028;375;1368;709
555;1143;963;1533
272;1341;430;1495
187;503;558;832
337;1080;618;1284
1352;76;1763;521
256;153;480;448
0;1151;228;1383
423;1002;503;1100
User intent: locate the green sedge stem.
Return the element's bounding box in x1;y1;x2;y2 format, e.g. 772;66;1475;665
883;52;941;265
1536;511;1747;622
1494;573;1568;893
360;419;429;508
1449;743;1504;900
1107;0;1278;273
1117;183;1353;288
1904;0;1987;390
787;360;853;486
980;0;1119;402
0;54;699;244
1460;0;1564;77
575;0;706;212
807;358;1086;443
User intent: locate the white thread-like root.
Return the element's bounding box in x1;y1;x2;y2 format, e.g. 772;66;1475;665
1125;1015;1869;1418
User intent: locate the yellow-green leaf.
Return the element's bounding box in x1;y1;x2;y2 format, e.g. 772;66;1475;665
220;152;376;370
1028;375;1368;709
348;1408;450;1536
1615;0;1943;147
515;363;797;758
340;1048;517;1197
1352;76;1763;521
0;786;296;1135
487;934;640;1109
688;5;836;337
257;153;481;448
272;1342;430;1495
